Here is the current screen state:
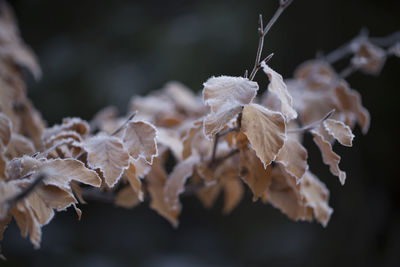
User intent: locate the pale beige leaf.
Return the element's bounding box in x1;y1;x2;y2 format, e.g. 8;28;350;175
241;103;286;168
157;128;183;161
351;40;386;75
311;129;346;185
203;106;242;139
132;157;152;178
300;171;333;227
182;120;202;160
84;135;129;187
239;148;272;201
123;161;143;201
276;137;308;183
0;113;11;147
115;186;140;209
122;121;158;164
203;76;258;114
146;158;180;227
164;154;200;211
266;167;313;222
222;178;244;214
196;183;221;209
42;159;102;189
5;133;35;158
164;81;204;114
334;82;370;134
323;119;354;147
262;62;297;121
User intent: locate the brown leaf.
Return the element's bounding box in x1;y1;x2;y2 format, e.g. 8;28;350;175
5;133;35;158
311;129;346;185
334;82;370;134
0;113;12;148
323;119;354;147
84;135;129;187
300;171;333;227
241;103;286;168
164;154;200;211
222;177;244;214
115;186;140;209
147;158;180;227
123;161;143;201
182;120;203;160
351;40;387;75
266;167;313;222
261;63;297;121
157;128;183;161
239;148;272;201
276;137;308;183
203;106;242;139
42;159;102;189
122;121;158;164
203;76;258;114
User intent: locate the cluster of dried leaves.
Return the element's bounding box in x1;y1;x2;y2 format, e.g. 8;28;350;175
0;0;399;257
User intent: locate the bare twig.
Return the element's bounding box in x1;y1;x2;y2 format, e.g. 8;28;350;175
248;0;293;80
110;111;137;136
370;31;400;47
288;109;335;133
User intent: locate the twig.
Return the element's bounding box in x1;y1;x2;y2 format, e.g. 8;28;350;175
370;31;400;47
288;109;335;133
248;0;293;81
110;111;137;136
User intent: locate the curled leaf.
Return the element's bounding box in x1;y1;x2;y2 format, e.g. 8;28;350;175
323;119;354;147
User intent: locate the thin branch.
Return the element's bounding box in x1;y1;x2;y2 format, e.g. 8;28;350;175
248;0;293;81
110;111;137;136
369;31;400;47
288;109;335;133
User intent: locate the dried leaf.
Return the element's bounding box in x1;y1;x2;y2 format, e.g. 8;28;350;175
311;129;346;185
0;113;12;147
262;62;297;121
323;119;354;147
147;158;179;227
300;171;333;227
122;121;158;164
241;103;286;168
5;133;35;158
334;82;370;134
352;40;386;75
115;186;140;209
276;137;308;183
42;159;102;189
203;76;258;114
239;148;272;201
157;128;183;161
123;161;143;201
203;106;242;139
222;178;244;214
84;135;129;187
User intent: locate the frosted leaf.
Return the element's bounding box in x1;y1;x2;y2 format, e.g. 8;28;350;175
239;148;272;201
146;158;180;227
123;161;143;201
351;40;386;75
334;82;370;134
311;129;346;185
300;171;333;227
262;62;297;121
203;76;258;114
0;113;11;147
115;186;140;209
122;121;158;164
157;128;183;161
164;154;200;211
241;103;286;168
203;106;242;139
323;119;354;147
42;159;101;189
276;137;308;184
84;135;129;187
5;134;35;158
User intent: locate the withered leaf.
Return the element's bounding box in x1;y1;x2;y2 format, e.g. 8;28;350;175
0;113;11;147
203;76;258;114
203;106;242;139
241;103;286;168
311;129;346;185
123;161;143;201
164;154;200;211
261;62;297;121
239;148;272;201
276;137;308;183
300;171;333;227
115;186;140;209
84;135;129;187
222;177;244;214
323;119;354;147
122;120;158;164
351;40;387;75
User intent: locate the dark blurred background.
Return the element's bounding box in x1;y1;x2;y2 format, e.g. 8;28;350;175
2;0;400;266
